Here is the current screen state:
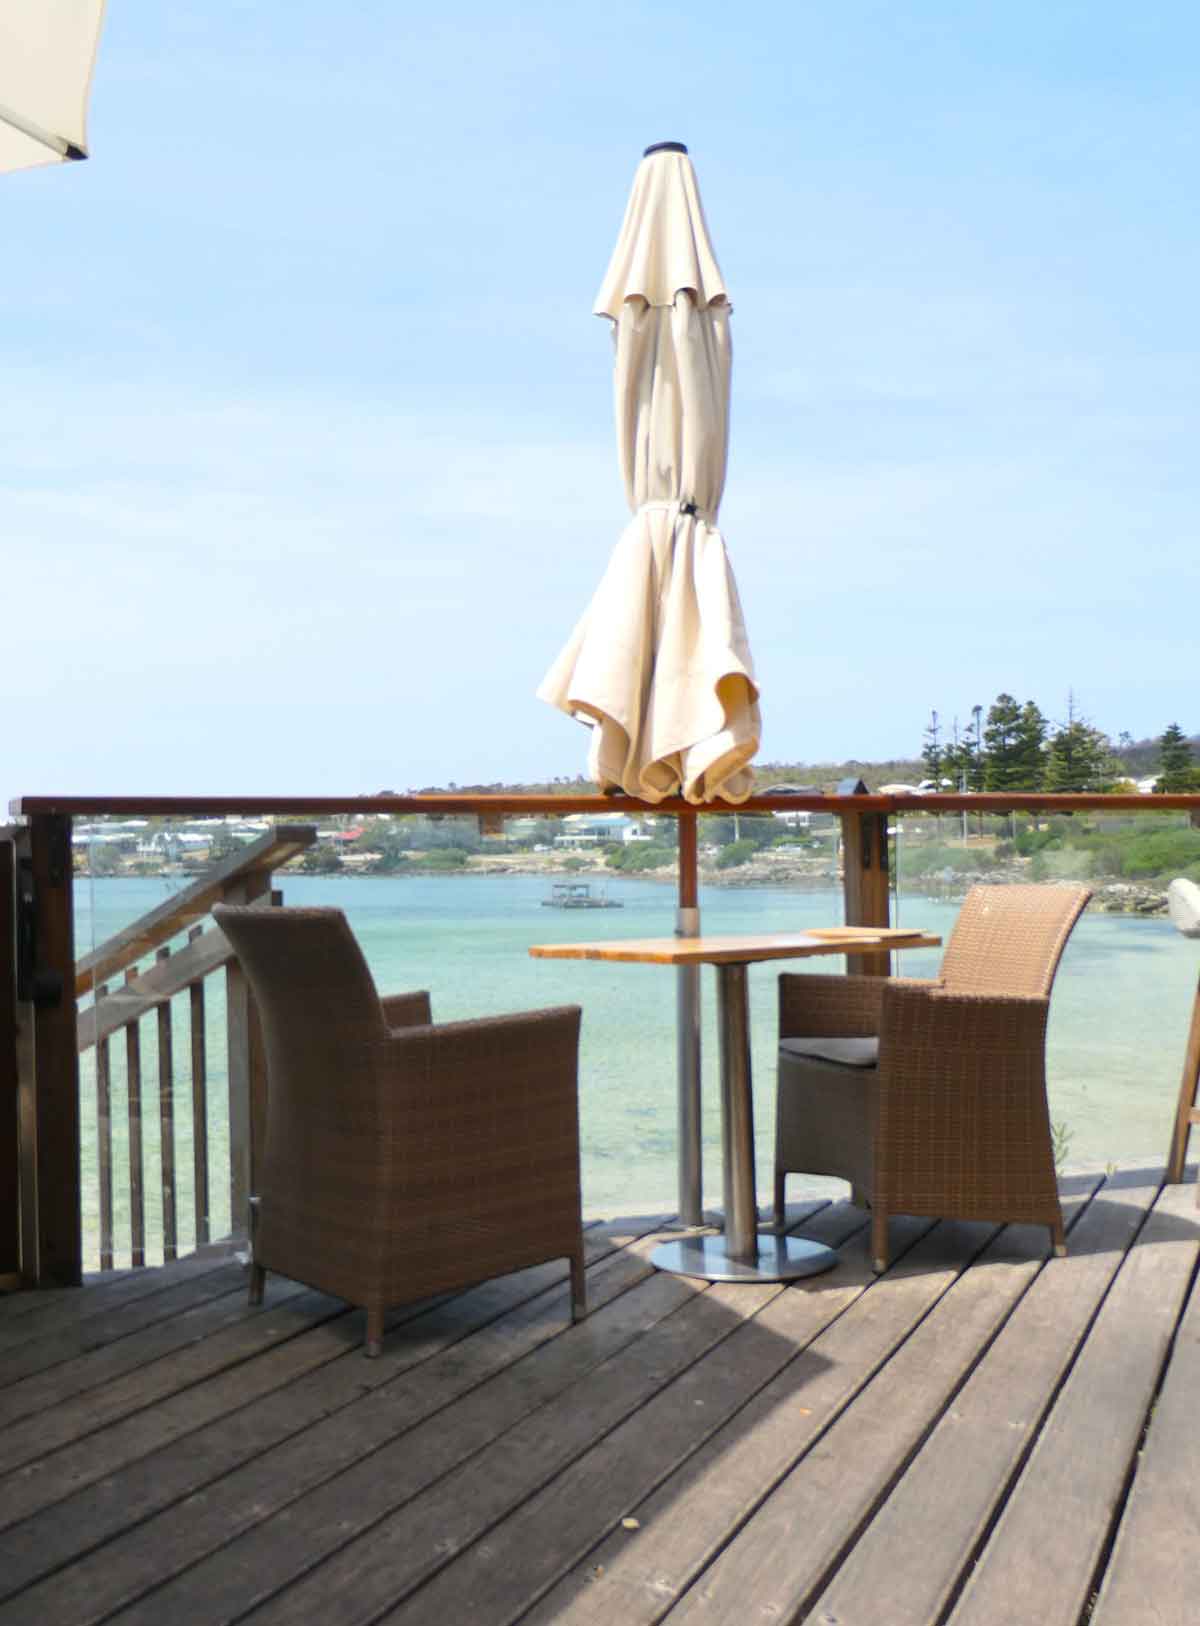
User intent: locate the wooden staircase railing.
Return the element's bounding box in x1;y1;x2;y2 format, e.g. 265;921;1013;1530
3;824;314;1284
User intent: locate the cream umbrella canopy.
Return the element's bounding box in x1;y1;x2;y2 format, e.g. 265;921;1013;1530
540;143;761;1230
0;1;106;175
539;142;761;804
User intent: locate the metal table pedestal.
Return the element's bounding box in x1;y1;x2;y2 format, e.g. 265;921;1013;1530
650;1232;839;1282
653;961;838;1285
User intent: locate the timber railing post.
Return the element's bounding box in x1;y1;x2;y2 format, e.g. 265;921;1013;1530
839;798;892;978
26;813;81;1284
0;834;19;1287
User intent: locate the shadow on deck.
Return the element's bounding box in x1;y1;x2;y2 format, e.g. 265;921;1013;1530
0;1164;1196;1626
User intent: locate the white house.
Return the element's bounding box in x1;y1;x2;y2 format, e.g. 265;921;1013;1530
554;813;657;847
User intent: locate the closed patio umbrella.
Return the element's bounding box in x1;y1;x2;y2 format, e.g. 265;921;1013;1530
0;1;106;175
538;141;760;804
539;142;762;1228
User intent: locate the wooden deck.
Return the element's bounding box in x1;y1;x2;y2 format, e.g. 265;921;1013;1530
0;1165;1196;1626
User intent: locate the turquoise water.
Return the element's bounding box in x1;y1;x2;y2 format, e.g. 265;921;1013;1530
74;874;1197;1258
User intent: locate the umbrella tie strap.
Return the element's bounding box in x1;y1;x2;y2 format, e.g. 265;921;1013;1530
636;499;715;525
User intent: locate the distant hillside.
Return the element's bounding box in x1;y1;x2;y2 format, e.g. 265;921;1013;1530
1112;736;1200;778
398;762;926;797
754;731;1200;794
399;733;1196;799
752;758;925;792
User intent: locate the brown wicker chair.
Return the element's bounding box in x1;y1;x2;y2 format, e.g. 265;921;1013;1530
213;904;586;1355
774;884;1092;1272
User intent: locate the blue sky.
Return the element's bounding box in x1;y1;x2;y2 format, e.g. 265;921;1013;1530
5;1;1198;802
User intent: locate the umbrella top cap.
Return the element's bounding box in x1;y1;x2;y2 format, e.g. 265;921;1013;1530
595;145;728;319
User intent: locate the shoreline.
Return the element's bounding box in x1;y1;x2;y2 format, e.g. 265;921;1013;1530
78;858;1174;917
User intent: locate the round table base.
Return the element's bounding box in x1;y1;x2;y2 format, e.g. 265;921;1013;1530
650;1233;839;1284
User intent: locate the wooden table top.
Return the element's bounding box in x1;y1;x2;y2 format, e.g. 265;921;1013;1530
529;926;941;967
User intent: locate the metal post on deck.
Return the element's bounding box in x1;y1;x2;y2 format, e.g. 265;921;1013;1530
675;812;703;1227
224;871;272;1239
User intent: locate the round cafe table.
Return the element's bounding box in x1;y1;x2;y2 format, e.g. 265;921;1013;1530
529;926;939;1283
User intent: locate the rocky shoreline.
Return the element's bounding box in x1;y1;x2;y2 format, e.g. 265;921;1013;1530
115;850;1175;918
463;852;1173;916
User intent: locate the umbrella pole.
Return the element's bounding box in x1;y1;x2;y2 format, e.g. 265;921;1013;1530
675;813;703;1226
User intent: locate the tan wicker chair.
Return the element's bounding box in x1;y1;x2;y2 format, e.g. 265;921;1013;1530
775;884;1092;1272
213;904;586;1355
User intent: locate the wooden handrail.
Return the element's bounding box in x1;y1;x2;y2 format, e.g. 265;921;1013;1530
13;792;881;816
74;824;315;995
77;923;234;1051
13;791;1200;819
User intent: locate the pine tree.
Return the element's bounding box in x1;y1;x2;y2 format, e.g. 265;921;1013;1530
1014;702;1048;789
966;704;985;791
1156;723;1198;792
942;717;967;792
1044;694;1117;792
921;710;943;788
982;694;1026;791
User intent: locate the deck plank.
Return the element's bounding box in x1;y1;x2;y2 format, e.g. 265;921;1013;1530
0;1230;651;1588
372;1212;961;1626
0;1173;1191;1626
946;1178;1200;1626
0;1223;645;1541
0;1277;327;1480
71;1211;842;1626
651;1174;1151;1626
0;1262;263;1419
0;1262;257;1387
520;1175;1103;1626
0;1248;236;1346
1090;1211;1200;1626
806;1172;1156;1626
0;1231;686;1625
105;1268;741;1626
236;1206;928;1626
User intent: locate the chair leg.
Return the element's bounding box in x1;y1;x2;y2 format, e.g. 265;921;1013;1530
248;1263;265;1305
365;1306;385;1358
1050;1215;1067;1258
871;1209;889;1275
773;1169;786;1232
569;1249;587;1323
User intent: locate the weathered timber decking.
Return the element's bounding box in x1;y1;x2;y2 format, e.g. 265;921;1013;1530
0;1166;1196;1626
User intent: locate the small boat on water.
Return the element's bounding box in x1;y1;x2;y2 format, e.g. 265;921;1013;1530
541;880;624;909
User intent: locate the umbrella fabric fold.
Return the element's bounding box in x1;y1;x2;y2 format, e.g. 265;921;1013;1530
539;144;760;805
0;1;107;175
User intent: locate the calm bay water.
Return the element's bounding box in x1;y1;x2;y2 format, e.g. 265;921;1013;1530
74;872;1196;1258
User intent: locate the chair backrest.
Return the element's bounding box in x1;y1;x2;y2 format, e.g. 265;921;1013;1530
938;884;1092;997
212;905;385;1092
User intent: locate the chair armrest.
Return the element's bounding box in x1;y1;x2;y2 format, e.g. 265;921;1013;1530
380;991;432;1030
779;973;941;1040
873;982;1057;1216
382;1005;583;1157
374;1006;584;1270
878;981;1050;1084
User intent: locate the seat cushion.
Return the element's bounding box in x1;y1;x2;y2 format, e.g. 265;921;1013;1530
779;1036;879;1069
